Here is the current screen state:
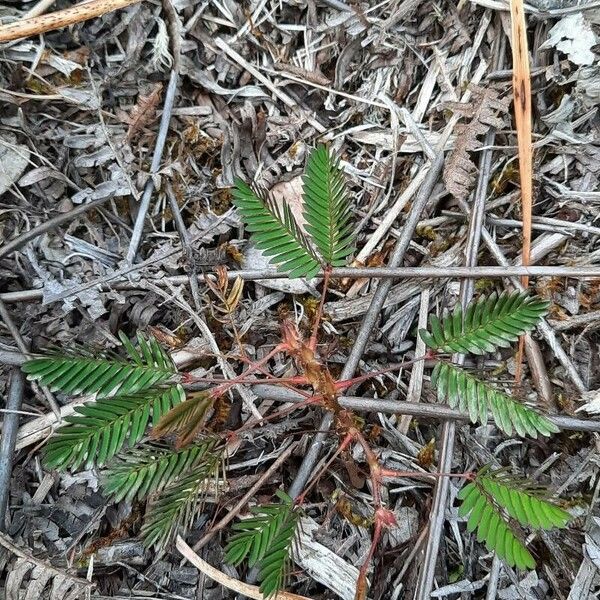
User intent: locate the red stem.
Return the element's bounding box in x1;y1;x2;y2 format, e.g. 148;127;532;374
334;355;427;392
379;468;474;481
208;343;288;397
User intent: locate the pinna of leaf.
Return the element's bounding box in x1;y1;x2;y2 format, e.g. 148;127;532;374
225;490;301;599
232;144;355;278
421;291;557;438
19;144;572;600
457;468;570;570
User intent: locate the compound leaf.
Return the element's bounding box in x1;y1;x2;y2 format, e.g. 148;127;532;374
420;292;549;356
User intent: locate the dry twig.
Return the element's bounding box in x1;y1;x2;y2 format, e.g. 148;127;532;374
0;0;142;43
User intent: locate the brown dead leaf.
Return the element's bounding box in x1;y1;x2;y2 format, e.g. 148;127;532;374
122;83;163;142
151;392;215;448
441;84;509;201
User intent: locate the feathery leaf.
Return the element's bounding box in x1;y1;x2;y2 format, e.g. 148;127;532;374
303;145;354;265
141;446;223;547
419;291;549;356
458;480;535;570
232;180;321;278
23;331;176;398
457;468;570;570
225;490;300;598
431;362;558;438
44;385;185;470
103;438;221;503
477;471;571;530
151;392;216;448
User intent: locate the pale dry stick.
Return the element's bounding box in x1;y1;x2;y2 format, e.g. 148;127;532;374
378;96;402;213
231;0;270;43
0;197;113;260
25;265;600;281
260;65;387;110
0;531;92;586
176;536;311;600
192;441;298;552
0;0;142;43
30;217;225;305
85;555;94;600
442;211;600;236
15;396;90;451
0;408;43;417
0;87;61;101
126;68;178;264
321;0;352;9
245;365;580;428
414;421;456;599
0;301;29;357
23;0;56;19
550;310;600;332
354;60;488;265
390;526;429;598
212;38;325;134
398;289;430;434
150;386;600;432
165;182;202;312
401;106;437;160
3;265;600;304
354;169;428;264
485;554;503;599
161;0;181;71
0;299;61;419
524;331;554;408
469;0;600;15
0;371;24;530
11;385;600;457
411;60;440;126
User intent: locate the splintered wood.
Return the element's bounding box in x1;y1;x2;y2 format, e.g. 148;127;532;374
0;0;142;43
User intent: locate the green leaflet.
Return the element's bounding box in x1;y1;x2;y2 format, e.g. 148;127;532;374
303;144;354;266
225;490;300;598
28;332;182;470
419;291;549;356
103;438;220;503
232;180;321;278
431;362;558;438
44;385;185;470
457;469;570;570
141;447;223;548
233;145;354;278
22;331;176;398
478;474;571;530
